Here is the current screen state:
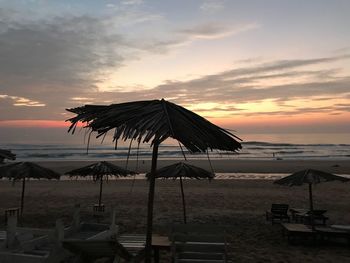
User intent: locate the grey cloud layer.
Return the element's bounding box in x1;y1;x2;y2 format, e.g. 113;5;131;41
1;9;349;120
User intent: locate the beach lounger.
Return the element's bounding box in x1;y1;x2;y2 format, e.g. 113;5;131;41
170;224;228;263
266;204;290;224
62;238;145;263
316;226;350;245
281;223;316;244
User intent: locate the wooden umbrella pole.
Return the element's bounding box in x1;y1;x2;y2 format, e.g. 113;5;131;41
179;176;187;224
308;183;315;230
20;177;26;216
98;175;103;207
145;142;159;263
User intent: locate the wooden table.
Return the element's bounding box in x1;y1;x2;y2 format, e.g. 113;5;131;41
152;235;171;263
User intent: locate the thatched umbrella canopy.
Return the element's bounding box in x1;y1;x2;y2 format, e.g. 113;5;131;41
146;162;214;224
0;162;60;215
0;149;16;163
65;161;137;206
274;169;349;229
66;99;242;262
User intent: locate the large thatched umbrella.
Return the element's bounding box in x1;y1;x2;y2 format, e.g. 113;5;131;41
65;161;137;206
146;162;214;224
0;149;16;163
66;99;242;262
274;169;349;229
0;162;60;215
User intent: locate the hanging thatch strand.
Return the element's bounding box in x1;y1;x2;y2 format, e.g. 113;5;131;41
0;162;60;181
146;162;214;180
66;99;242;153
65;161;137;181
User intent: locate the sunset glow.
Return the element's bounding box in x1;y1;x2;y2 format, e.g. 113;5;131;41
0;1;349;143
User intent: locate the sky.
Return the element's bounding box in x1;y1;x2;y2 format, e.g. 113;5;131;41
0;0;350;144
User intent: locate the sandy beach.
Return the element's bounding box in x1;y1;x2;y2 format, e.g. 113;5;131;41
1;159;350;262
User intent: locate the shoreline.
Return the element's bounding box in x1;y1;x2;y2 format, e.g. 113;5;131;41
28;159;350;174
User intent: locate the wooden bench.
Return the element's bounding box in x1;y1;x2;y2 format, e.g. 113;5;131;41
266;204;290;224
171;224;228;263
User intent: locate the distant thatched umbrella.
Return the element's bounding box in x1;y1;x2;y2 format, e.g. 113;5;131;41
146;162;214;224
0;162;60;215
65;161;137;206
66;99;242;262
274;169;349;229
0;149;16;163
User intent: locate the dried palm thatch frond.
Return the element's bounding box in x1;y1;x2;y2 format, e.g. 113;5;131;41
0;149;16;162
66;99;242;152
65;161;137;181
146;162;214;180
146;162;214;224
0;162;60;215
274;169;349;229
0;162;60;181
66;99;242;263
65;161;137;206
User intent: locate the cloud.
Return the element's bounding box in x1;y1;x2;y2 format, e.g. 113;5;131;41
177;22;259;40
0;95;45;107
1;3;349;122
200;0;225;13
122;0;144;5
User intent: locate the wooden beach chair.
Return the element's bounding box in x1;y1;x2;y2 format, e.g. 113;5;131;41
266;204;290;224
170;224;228;263
62;238;145;263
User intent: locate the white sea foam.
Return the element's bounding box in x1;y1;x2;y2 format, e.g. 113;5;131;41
1;141;349;161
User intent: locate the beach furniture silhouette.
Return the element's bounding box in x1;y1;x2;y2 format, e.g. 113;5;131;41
266;204;290;224
274;169;349;230
282;223;350;245
290;208;328;225
170;224;228;262
62;238;145;263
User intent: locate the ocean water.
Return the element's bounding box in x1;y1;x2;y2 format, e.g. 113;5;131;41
1;141;349;161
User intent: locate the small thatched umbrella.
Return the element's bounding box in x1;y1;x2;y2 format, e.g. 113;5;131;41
0;162;60;215
146;162;214;224
65;161;137;207
0;149;16;163
274;169;349;229
66;99;242;262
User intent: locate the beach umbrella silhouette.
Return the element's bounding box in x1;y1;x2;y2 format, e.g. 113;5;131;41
65;161;137;207
274;169;349;229
0;162;60;215
66;99;242;262
0;149;16;163
146;162;214;224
